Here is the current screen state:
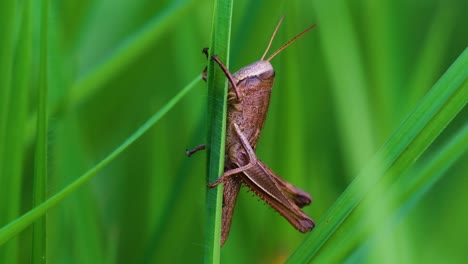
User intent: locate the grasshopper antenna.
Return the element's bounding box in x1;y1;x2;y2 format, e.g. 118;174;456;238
266;22;317;62
261;16;285;60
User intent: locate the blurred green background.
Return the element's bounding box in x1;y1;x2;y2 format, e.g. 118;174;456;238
0;0;467;263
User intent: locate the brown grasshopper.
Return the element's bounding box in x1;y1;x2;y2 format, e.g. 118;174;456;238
188;17;316;246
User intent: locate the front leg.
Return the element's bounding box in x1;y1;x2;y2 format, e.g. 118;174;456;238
202;48;209;81
211;55;242;102
208;123;258;188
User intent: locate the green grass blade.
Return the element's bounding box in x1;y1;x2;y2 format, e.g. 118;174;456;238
32;1;49;262
345;122;468;263
53;117;105;263
407;4;455;111
312;1;375;174
0;76;201;246
68;0;195;107
362;0;403;132
287;48;468;263
24;0;195;146
0;1;17;233
205;0;233;262
0;0;31;262
0;0;16;162
311;122;468;263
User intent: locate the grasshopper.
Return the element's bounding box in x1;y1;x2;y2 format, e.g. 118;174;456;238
188;17;317;246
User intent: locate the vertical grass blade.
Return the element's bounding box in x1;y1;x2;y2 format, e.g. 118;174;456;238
205;0;233;262
311;1;375;174
0;0;31;263
362;0;403;131
32;0;50;263
407;4;454;110
0;5;17;258
287;48;468;263
0;0;16;160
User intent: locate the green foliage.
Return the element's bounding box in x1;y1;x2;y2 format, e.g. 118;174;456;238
205;0;233;262
0;0;466;263
287;48;468;263
32;0;50;263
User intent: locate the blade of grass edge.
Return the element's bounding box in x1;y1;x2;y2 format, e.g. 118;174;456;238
32;0;49;262
287;48;468;263
312;122;468;263
343;122;468;263
0;76;201;246
204;0;233;263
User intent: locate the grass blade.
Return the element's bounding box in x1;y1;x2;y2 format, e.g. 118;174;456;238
312;122;468;263
312;1;375;174
0;3;17;247
32;0;49;262
0;0;31;262
345;122;468;263
205;0;233;262
0;0;16;161
287;48;468;263
68;0;195;107
25;0;196;146
0;76;201;246
407;4;455;111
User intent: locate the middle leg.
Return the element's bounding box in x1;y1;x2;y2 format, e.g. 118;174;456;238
208;123;258;188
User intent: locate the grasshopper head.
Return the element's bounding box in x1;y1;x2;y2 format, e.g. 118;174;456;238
234;60;274;82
